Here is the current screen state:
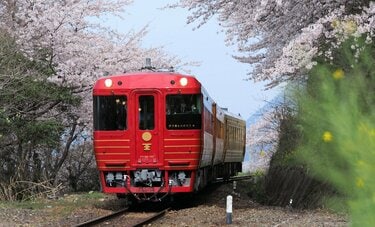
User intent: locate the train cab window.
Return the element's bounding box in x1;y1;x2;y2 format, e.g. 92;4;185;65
166;94;202;130
93;96;127;130
139;95;155;130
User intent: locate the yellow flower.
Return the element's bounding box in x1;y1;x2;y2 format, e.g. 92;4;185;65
344;20;357;34
322;131;333;142
331;19;340;28
332;69;344;80
356;178;365;188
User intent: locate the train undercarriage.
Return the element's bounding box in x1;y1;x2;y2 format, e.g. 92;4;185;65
101;162;242;202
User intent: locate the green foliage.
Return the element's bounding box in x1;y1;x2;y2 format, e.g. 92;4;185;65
0;31;79;143
269;112;301;167
247;170;268;203
0;30;81;200
23;120;64;146
295;37;375;226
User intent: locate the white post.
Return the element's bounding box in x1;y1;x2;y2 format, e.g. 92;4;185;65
226;195;233;224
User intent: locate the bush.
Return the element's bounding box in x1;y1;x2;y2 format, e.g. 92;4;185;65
295;37;374;226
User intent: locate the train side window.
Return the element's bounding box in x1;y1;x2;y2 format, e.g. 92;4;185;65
166;94;202;130
93;96;127;131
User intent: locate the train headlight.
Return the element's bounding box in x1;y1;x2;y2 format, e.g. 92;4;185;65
104;79;113;88
179;77;188;86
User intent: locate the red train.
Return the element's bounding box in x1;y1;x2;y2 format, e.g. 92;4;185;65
93;71;246;201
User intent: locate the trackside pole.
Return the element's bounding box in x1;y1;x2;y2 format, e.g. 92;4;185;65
226;195;233;224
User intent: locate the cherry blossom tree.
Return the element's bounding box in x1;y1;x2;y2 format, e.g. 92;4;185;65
245;101;293;172
1;0;183;124
0;0;182;196
1;0;179;87
246;114;278;172
172;0;374;87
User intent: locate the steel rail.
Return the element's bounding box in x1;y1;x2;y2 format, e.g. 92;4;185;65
230;175;253;181
213;174;253;184
74;207;129;227
132;207;170;227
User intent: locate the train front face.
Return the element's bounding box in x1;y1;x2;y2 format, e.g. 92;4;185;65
93;72;202;201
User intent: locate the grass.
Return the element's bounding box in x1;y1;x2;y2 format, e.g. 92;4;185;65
1;191;105;208
0;191;111;223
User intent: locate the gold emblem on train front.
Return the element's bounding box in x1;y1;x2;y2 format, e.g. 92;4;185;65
142;132;152;141
142;143;152;151
141;132;152;151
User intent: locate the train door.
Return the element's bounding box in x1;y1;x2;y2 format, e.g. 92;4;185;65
132;90;161;165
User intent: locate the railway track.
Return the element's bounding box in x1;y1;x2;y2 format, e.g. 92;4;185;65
74;175;250;226
214;174;253;184
75;206;170;227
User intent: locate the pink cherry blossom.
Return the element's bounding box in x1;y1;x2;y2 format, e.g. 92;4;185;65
172;1;374;87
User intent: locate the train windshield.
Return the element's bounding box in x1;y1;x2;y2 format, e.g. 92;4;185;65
93;96;127;130
166;94;202;130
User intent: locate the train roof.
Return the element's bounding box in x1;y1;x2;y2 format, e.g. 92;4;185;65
93;71;201;90
221;107;245;121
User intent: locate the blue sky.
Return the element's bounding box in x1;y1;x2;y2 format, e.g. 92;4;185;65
106;0;281;118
